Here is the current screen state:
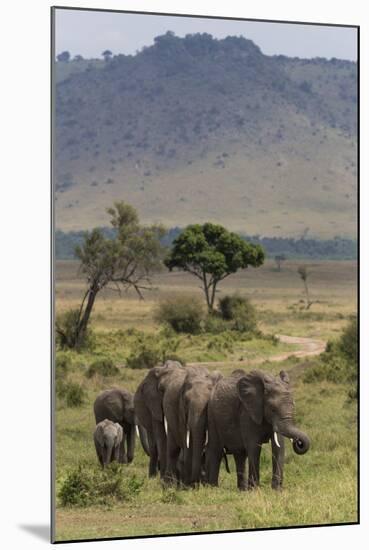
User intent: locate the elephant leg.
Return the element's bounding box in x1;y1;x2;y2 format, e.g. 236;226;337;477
271;434;285;490
247;442;262;489
126;424;135;463
165;430;181;485
178;449;186;485
233;451;247;491
147;427;158;477
206;446;223;487
119;433;127;464
153;420;167;479
113;444;120;463
183;445;192;486
94;439;104;468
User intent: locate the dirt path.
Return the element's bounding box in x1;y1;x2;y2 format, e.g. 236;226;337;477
187;334;326;370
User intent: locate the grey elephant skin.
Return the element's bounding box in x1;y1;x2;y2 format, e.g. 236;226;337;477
206;369;310;490
94;387;149;465
94;419;123;467
170;368;223;486
134;361;185;479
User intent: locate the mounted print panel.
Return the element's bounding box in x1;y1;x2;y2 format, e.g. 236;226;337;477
51;6;358;543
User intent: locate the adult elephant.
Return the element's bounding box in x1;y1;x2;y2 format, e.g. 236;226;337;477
134;361;185;479
94;387;150;464
175;369;223;486
162;365;209;485
206;369;310;490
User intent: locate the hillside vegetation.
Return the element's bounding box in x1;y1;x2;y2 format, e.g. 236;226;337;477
54;32;357;237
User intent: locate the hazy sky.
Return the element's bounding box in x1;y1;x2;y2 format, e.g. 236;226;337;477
54;8;357;61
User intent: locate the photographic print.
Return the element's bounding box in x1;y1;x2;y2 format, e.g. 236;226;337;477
51;6;358;543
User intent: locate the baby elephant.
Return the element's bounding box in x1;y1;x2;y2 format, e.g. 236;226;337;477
94;419;123;468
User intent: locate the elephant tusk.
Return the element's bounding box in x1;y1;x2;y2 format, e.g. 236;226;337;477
164;416;168;435
186;430;190;449
274;431;281;448
135;425;140;437
290;438;294;443
204;430;208;446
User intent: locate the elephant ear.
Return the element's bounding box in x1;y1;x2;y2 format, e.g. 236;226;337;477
279;370;290;386
94;423;105;446
237;371;265;425
115;423;123;445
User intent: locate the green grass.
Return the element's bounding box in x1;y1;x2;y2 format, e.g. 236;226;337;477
57;328;295;370
54;347;357;541
54;260;357;541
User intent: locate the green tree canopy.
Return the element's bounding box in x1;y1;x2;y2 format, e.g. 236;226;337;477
102;49;113;61
164;223;265;310
56;51;70;62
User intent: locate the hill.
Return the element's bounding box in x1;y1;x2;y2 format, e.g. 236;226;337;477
54;32;357;238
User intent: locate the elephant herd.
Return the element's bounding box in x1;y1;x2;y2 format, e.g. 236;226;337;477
93;361;310;491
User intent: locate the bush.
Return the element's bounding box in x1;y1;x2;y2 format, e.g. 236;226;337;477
338;316;357;365
304;317;358;391
57;380;85;407
154;294;205;334
56;308;95;350
86;358;119;379
203;313;230;334
126;349;160;370
55;353;72;381
218;294;257;333
59;463;144;507
304;353;351;384
206;333;234;353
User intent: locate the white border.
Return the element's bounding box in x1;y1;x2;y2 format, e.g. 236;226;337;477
1;1;366;549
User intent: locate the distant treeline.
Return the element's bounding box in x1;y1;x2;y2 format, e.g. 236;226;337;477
55;227;357;261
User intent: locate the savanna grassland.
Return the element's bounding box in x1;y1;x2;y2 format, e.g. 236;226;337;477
54;259;358;541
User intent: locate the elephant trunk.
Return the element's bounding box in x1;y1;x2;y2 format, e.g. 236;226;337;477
276;422;310;455
137;424;151;457
189;412;207;484
104;442;114;466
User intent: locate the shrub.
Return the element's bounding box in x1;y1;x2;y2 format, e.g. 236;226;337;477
203;313;230;334
65;382;85;407
86;358;119;379
126;349;159;370
57;380;85;407
154;294;205;334
59;463;144;507
56;309;80;349
55;353;72;381
304;317;358;391
56;308;95;350
304;353;350;384
338;316;357;365
218;294;257;333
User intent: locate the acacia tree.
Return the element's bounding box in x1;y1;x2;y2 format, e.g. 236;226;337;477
297;265;313;309
56;51;70;62
102;49;113;61
56;202;165;349
164;223;265;311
